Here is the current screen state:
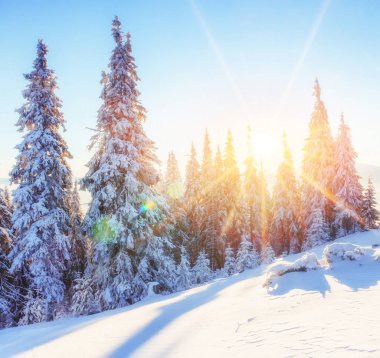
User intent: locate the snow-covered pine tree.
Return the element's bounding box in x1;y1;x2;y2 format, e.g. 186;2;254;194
164;151;183;202
260;243;275;265
134;232;177;299
81;17;174;310
9;40;73;323
302;80;335;243
184;143;203;262
362;177;379;229
271;133;302;255
211;146;228;268
236;233;259;273
70;273;96;317
302;206;330;250
69;181;87;275
223;245;236;276
199;130;217;268
333;115;363;237
176;246;192;290
242;128;261;247
221;130;242;250
192;250;211;284
0;188;18;328
258;162;271;250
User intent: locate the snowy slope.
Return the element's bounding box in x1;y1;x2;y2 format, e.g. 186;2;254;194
1;230;380;358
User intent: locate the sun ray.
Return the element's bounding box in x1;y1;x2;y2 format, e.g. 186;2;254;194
188;0;253;122
274;0;331;122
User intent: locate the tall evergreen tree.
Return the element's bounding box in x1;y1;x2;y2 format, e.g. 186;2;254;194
0;188;18;328
176;246;192;290
199;130;217;268
302;79;335;245
271;134;302;254
184;143;202;262
258;162;271;250
9;40;73;323
302;207;330;250
81;17;174;310
362;177;379;230
164;151;182;201
69;181;87;275
243;128;261;246
221;130;242;250
333;115;363;237
210;145;227;268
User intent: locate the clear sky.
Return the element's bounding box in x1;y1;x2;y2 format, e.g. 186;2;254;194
1;0;380;196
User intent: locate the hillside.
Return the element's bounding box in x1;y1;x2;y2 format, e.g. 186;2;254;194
1;230;380;357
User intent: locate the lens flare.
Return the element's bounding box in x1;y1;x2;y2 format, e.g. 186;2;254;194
93;217;117;243
139;199;156;214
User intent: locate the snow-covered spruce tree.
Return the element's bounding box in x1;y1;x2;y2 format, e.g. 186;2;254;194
362;177;379;230
260;243;275;265
333;115;363;237
176;246;192;290
236;233;259;273
199;130;218;268
162;150;187;262
164;151;183;202
242;128;261;248
221;130;242;250
211;145;228;268
70;273;96;317
69;181;87;275
302;207;330;250
0;188;18;328
183;143;203;262
258;162;272;250
271;133;302;255
223;245;236;276
134;231;177;299
9;40;73;323
302;80;335;244
192;250;211;284
81;18;175;310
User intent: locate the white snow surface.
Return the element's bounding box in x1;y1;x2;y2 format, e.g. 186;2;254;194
1;230;380;357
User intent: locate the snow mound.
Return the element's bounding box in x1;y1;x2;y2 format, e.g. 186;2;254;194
264;252;320;289
322;242;379;267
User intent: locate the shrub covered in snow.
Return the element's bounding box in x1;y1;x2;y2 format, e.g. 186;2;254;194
322;243;364;265
263;252;320;288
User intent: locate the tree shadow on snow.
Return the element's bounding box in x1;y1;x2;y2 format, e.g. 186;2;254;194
325;262;380;291
108;269;262;358
266;269;331;298
0;268;260;357
0;297;168;357
0;309;120;356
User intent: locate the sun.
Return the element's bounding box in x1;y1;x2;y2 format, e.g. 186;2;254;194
252;132;278;161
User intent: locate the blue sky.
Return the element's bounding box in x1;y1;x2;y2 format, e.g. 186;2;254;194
1;0;380;193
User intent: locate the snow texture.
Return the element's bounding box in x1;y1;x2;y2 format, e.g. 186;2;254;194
2;230;380;357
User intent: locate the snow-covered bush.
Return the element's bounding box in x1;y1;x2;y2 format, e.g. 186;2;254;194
322;243;364;265
263;252;320;288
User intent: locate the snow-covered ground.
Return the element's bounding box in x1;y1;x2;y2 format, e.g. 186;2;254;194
1;230;380;357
